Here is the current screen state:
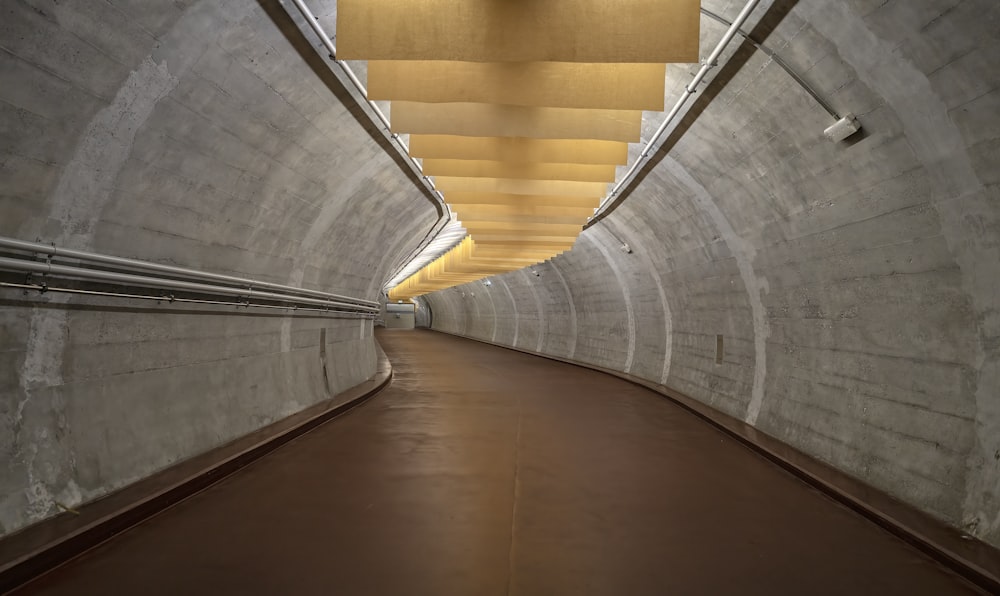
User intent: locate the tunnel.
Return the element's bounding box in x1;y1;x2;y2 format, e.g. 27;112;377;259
1;0;999;594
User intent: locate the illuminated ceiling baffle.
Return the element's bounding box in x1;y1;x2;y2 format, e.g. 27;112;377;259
336;0;701;301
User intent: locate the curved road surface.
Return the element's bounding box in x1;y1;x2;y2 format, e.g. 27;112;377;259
16;330;981;595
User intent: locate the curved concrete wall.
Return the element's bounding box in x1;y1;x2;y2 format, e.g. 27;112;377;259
0;1;438;535
427;0;1000;546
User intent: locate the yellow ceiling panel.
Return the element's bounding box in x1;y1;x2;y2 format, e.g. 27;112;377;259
390;102;642;142
466;214;592;227
433;264;528;275
467;233;581;244
434;177;609;197
468;253;551;263
443;192;601;209
455;211;592;226
370;1;700;298
337;0;700;63
471;237;569;248
408;136;628;165
368;61;666;111
423;159;617;183
470;246;566;258
463;221;583;234
454;204;595;219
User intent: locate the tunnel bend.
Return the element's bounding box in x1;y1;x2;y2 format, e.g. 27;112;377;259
0;0;998;593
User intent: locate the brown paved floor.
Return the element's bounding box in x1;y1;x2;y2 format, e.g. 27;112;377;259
15;329;982;595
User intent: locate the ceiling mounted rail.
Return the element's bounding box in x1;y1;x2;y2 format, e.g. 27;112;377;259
284;0;443;205
0;236;378;315
590;0;763;225
281;0;456;296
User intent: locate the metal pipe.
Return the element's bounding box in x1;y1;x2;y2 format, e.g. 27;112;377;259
699;8;839;119
287;0;337;59
594;0;763;219
0;282;373;318
0;256;378;313
284;0;445;212
697;0;762;88
282;0;454;286
0;236;377;308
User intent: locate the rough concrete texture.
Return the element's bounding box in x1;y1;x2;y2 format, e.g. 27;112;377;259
426;0;1000;547
0;0;437;536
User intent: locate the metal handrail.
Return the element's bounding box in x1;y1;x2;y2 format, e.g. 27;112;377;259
0;281;373;318
0;236;378;313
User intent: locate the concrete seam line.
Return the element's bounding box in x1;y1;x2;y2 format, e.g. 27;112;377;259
582;230;637;373
0;340;394;594
482;278;499;343
662;157;770;425
604;216;673;384
517;268;546;354
547;259;578;360
424;328;1000;593
470;282;482;336
497;278;519;348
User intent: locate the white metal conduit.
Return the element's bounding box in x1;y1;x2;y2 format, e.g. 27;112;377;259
593;0;763;221
284;0;446;212
282;0;458;293
0;236;379;315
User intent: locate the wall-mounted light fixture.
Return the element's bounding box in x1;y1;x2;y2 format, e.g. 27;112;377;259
824;113;860;142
